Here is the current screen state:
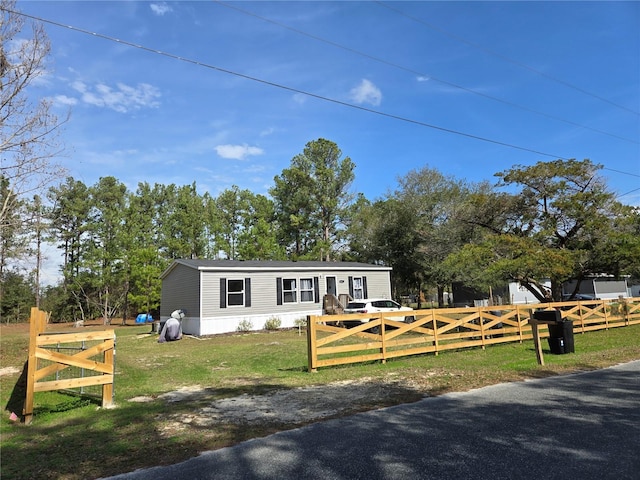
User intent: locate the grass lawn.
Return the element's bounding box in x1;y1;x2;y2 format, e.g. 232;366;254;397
1;321;639;480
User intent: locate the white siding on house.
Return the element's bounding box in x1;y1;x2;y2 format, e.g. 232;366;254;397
199;269;307;334
352;272;389;300
198;309;321;336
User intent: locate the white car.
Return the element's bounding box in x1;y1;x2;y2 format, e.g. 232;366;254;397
343;298;415;329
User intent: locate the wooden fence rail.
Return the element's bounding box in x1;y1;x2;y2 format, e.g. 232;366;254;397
306;297;640;372
23;307;116;424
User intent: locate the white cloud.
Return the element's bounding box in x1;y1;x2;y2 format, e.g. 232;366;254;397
215;144;265;160
71;80;87;94
52;95;78;106
417;76;430;82
71;80;161;113
150;3;173;16
349;79;382;106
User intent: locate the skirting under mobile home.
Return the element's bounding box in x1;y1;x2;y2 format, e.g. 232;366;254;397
160;259;393;336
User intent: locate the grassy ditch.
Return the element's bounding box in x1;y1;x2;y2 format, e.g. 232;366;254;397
1;321;639;480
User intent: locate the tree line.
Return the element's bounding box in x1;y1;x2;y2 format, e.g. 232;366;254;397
2;149;639;324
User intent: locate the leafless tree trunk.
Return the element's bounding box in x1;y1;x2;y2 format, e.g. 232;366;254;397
31;195;45;307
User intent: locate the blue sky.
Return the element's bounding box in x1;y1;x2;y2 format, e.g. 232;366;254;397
21;0;640;205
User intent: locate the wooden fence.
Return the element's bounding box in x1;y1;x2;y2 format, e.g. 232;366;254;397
306;297;640;371
23;307;116;424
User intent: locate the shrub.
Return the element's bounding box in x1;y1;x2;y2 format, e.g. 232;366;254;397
263;316;281;330
236;319;253;332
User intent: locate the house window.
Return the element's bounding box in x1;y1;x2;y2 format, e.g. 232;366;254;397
227;279;245;306
348;276;368;300
220;278;251;308
352;277;364;299
283;278;297;303
277;277;319;305
300;278;314;302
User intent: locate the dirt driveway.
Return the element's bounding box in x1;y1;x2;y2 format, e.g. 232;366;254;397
129;376;425;433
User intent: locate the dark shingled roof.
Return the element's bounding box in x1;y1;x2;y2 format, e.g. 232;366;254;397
161;259;391;278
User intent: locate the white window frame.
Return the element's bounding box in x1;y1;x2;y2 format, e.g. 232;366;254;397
353;277;364;300
300;278;314;303
227;279;245;307
282;278;297;303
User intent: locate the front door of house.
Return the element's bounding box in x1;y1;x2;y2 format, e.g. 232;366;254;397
326;276;337;297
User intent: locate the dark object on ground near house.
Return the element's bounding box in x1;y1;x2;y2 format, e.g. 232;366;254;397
532;310;575;354
547;320;575;354
158;309;185;343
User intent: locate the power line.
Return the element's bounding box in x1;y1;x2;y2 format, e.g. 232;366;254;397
616;186;640;199
375;1;640;117
9;8;571;160
9;8;640;180
214;0;638;145
603;166;640;178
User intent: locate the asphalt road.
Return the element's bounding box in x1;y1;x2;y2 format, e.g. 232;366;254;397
102;360;640;480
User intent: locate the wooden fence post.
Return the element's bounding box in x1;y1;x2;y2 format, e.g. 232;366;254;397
23;307;43;424
102;346;115;408
621;297;630;326
529;313;545;366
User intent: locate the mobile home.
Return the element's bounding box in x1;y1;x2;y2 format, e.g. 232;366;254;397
160;259;393;335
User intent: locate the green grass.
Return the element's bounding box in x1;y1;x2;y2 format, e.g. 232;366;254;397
1;322;639;480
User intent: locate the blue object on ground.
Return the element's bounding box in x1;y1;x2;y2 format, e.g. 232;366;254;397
135;313;153;324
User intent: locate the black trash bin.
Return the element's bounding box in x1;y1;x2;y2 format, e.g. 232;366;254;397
547;319;575;354
532;310;575;354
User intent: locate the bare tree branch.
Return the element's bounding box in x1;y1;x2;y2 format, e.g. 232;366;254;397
0;0;68;227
